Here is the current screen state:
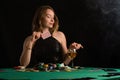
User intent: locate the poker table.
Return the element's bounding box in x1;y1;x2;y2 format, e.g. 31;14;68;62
0;67;120;80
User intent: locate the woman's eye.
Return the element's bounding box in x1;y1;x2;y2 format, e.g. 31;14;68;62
47;15;51;18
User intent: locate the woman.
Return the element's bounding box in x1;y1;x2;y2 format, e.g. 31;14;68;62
20;5;83;67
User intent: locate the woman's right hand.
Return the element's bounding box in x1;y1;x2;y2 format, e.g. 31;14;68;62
31;31;41;42
25;31;41;49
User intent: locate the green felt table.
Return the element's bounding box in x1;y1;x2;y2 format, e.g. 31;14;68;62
0;67;120;80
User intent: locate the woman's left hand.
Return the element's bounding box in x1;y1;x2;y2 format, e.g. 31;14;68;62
69;42;83;50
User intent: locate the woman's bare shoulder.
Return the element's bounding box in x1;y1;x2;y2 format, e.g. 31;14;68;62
54;31;65;37
53;31;66;44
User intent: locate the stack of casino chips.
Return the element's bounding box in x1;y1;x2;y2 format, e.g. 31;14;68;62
33;62;66;71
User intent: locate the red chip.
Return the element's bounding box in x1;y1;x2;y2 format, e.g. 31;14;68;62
14;66;25;69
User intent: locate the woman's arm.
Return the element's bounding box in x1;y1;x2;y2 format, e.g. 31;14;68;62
58;31;83;65
56;31;71;65
20;31;41;67
19;36;33;67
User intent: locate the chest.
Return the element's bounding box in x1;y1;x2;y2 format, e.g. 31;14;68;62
33;37;62;53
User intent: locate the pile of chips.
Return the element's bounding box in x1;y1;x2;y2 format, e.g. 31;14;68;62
14;63;79;72
33;62;72;72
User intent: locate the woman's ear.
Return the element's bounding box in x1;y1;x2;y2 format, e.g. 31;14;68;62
39;20;41;26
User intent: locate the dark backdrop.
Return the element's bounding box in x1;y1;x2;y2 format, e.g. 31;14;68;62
1;0;120;68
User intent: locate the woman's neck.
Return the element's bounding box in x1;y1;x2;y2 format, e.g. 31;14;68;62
42;28;49;33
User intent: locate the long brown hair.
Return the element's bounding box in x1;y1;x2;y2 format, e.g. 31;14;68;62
32;5;59;34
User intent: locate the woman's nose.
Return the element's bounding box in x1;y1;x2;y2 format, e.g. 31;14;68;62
51;19;54;23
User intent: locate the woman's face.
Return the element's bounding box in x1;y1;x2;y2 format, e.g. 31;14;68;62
41;9;55;29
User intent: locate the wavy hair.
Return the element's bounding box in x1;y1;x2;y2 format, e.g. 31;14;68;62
32;5;59;34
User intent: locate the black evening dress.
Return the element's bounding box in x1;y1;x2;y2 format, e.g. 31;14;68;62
29;36;64;67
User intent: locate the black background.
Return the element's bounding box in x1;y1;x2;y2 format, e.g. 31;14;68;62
1;0;120;68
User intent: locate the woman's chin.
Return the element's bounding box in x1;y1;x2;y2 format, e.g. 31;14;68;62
49;26;53;28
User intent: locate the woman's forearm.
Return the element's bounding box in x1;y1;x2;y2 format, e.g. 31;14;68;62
20;48;32;67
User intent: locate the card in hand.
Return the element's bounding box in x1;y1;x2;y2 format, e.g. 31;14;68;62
41;31;51;39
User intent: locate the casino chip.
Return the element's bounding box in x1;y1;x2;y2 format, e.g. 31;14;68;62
14;66;26;72
14;66;25;69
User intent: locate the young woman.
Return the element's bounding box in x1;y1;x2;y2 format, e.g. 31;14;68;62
20;5;83;67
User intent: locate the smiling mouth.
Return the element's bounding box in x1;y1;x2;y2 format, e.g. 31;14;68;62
49;24;53;27
49;23;53;25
